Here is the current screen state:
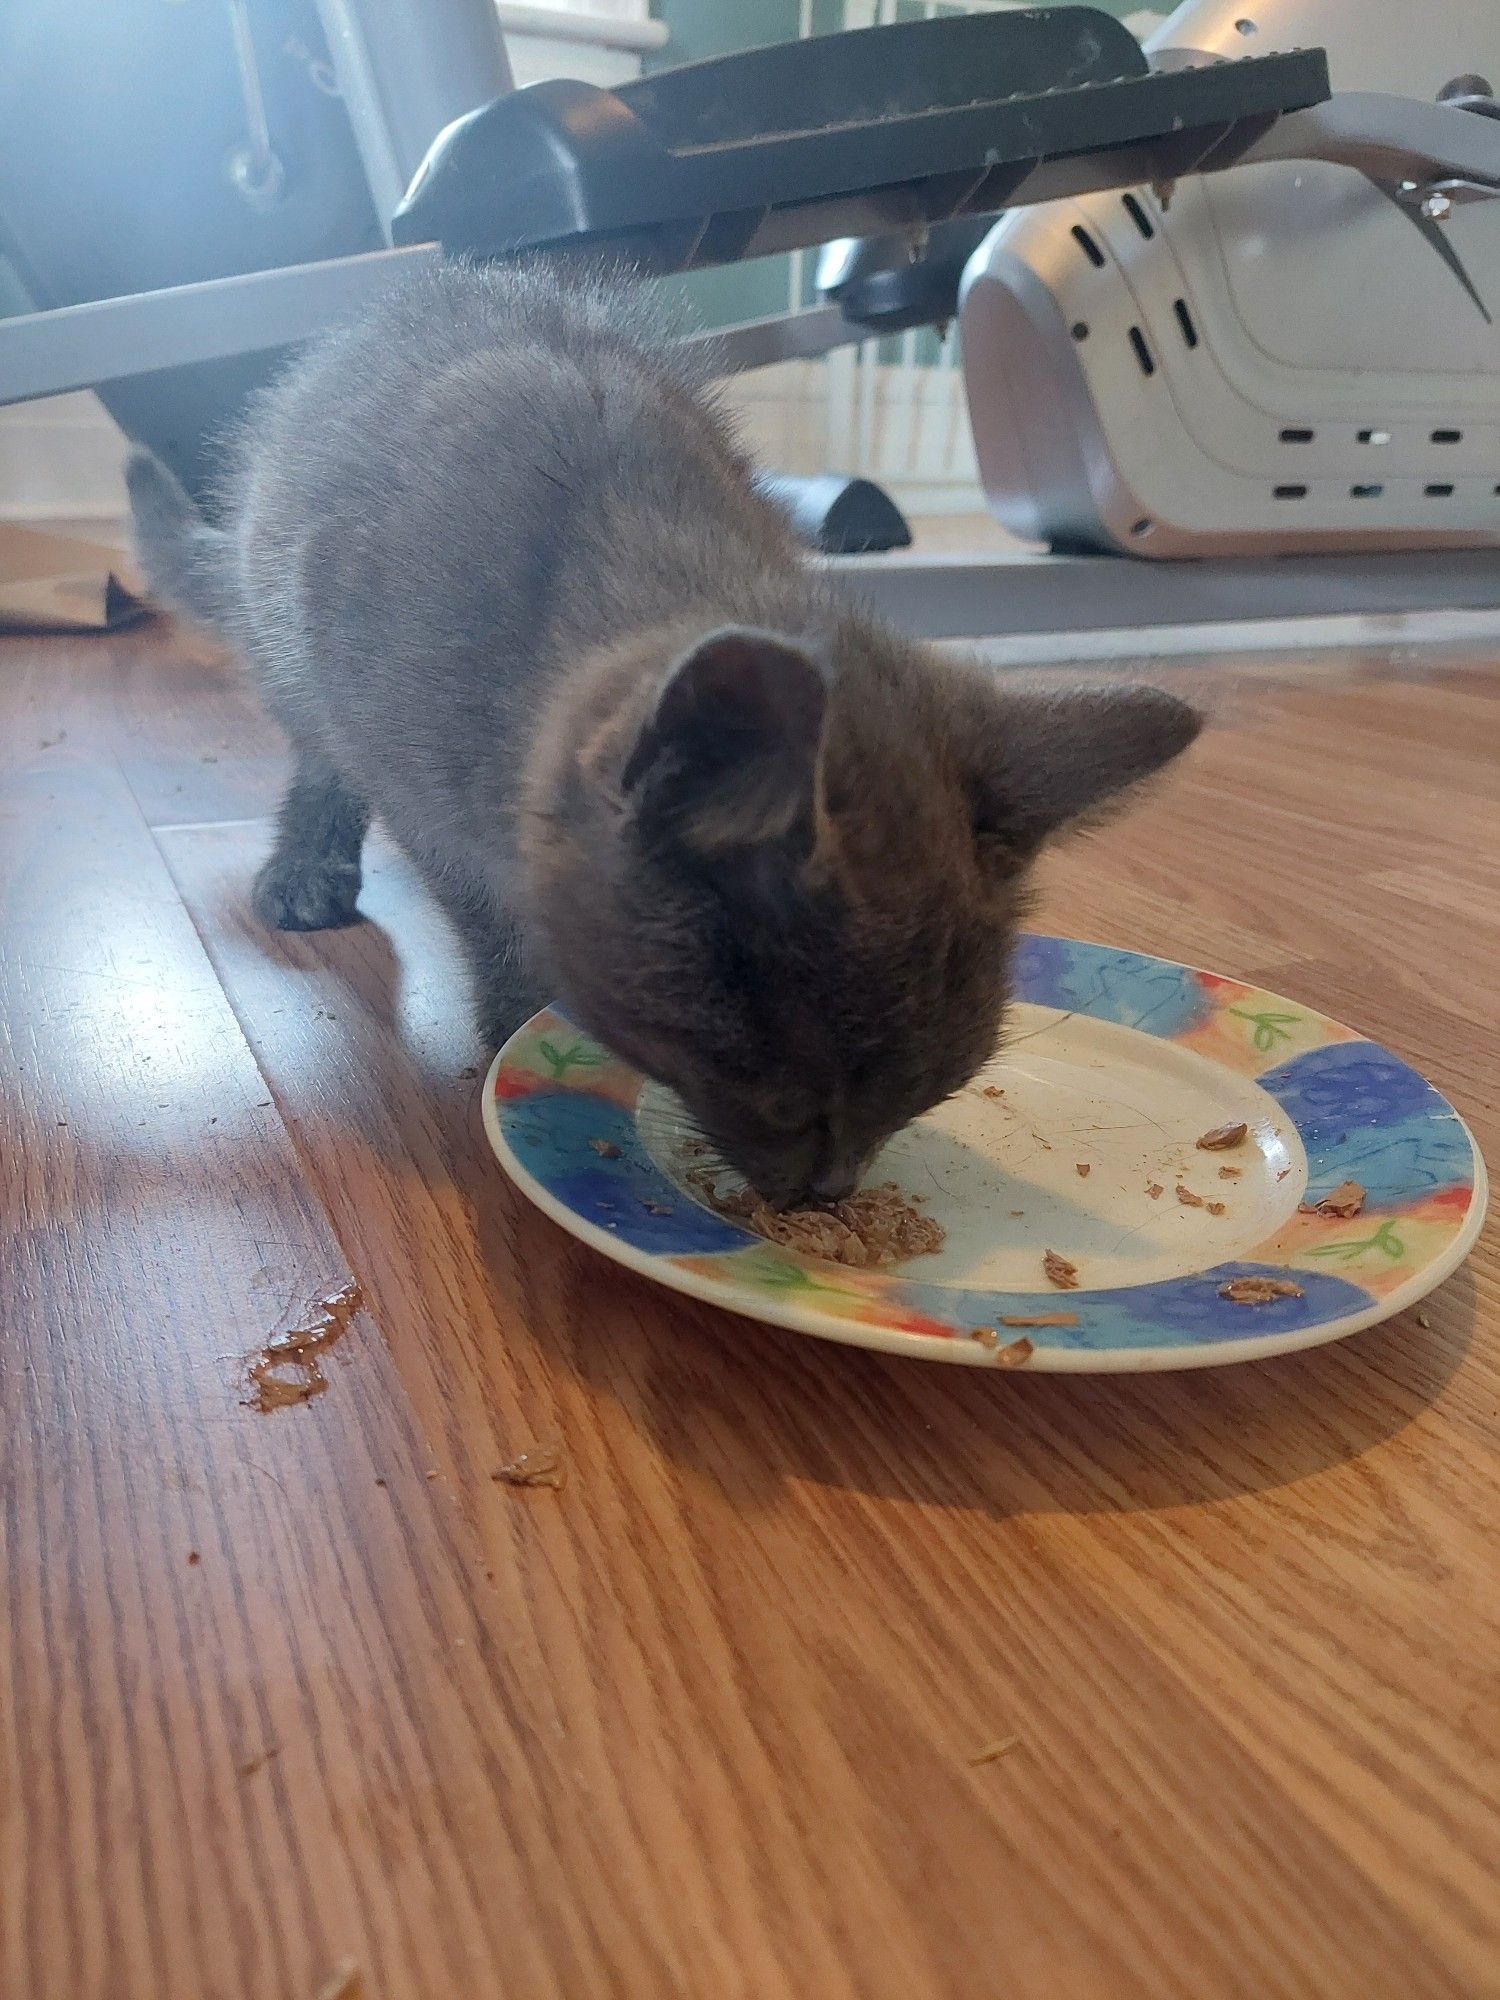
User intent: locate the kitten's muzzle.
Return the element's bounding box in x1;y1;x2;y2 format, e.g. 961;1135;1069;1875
806;1161;862;1205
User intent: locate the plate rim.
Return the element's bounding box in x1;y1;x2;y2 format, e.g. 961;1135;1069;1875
480;937;1488;1373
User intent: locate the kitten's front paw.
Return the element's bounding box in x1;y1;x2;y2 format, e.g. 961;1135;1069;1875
252;856;363;932
475;995;528;1052
473;977;547;1053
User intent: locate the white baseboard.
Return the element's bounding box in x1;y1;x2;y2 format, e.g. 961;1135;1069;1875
0;393;128;520
2;364;984;523
722;358;984;518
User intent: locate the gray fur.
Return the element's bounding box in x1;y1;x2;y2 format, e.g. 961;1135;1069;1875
129;258;1200;1203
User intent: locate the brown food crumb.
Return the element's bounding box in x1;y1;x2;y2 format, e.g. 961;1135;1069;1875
1009;1209;1026;1217
1218;1276;1306;1305
981;1084;1005;1099
1219;1166;1243;1179
374;1477;387;1488
312;1963;363;2000
1197;1121;1249;1151
1206;1200;1227;1216
992;1336;1034;1367
968;1735;1020;1766
970;1326;1001;1349
458;1064;481;1081
1416;1311;1432;1330
424;1469;439;1481
641;1199;673;1216
1000;1313;1077;1329
589;1137;621;1158
1175;1184;1205;1208
1075;1162;1091;1178
1277;1168;1291;1182
1313;1179;1366;1219
187;1550;200;1567
1146;1182;1164;1200
237;1745;279;1778
706;1179;945;1268
493;1441;568;1492
680;1136;710;1158
1042;1248;1079;1290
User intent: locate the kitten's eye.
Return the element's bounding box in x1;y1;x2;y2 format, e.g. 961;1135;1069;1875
752;1088;819;1134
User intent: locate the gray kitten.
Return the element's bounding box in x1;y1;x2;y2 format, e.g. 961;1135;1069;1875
129;258;1198;1205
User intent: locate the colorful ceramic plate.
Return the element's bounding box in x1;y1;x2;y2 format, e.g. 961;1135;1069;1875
481;937;1485;1371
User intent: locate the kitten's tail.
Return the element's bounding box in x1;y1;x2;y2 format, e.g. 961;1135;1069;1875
125;450;237;634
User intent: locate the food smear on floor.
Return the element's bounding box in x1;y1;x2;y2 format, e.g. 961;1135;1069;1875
1197;1121;1249;1150
493;1441;569;1491
701;1178;945;1268
1043;1248;1079;1290
245;1279;361;1412
1218;1276;1306;1305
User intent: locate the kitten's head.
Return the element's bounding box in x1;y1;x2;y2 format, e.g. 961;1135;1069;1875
523;621;1199;1205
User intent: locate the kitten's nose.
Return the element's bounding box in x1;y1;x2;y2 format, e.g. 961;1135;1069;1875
808;1162;860;1204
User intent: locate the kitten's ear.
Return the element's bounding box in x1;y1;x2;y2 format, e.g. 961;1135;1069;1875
622;626;829;852
975;683;1201;855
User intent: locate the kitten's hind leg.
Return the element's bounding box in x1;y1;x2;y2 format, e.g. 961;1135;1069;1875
253;751;369;932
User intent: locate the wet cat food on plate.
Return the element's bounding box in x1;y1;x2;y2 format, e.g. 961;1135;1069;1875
699;1177;946;1269
1218;1276;1306;1305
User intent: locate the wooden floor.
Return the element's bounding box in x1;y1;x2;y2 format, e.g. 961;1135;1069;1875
2;620;1497;2000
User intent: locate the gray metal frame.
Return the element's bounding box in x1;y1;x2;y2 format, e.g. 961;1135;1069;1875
311;0;514;241
0;271;863;410
2;65;1491;409
837;548;1500;641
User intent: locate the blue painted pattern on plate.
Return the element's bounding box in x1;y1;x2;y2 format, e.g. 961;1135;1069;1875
863;1264;1373;1352
1258;1041;1474;1204
501;1091;750;1254
1011;935;1211;1038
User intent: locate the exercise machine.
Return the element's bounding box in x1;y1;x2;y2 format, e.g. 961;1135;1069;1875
1;2;1495;644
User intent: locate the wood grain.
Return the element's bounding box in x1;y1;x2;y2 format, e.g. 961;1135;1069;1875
3;622;1497;2000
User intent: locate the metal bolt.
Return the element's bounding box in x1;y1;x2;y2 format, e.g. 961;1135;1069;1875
226;143;286;211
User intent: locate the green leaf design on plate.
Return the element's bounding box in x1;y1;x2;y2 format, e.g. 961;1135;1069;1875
1226;1005;1303;1053
536;1035;610;1079
738;1252;861;1301
1304;1219;1406;1265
